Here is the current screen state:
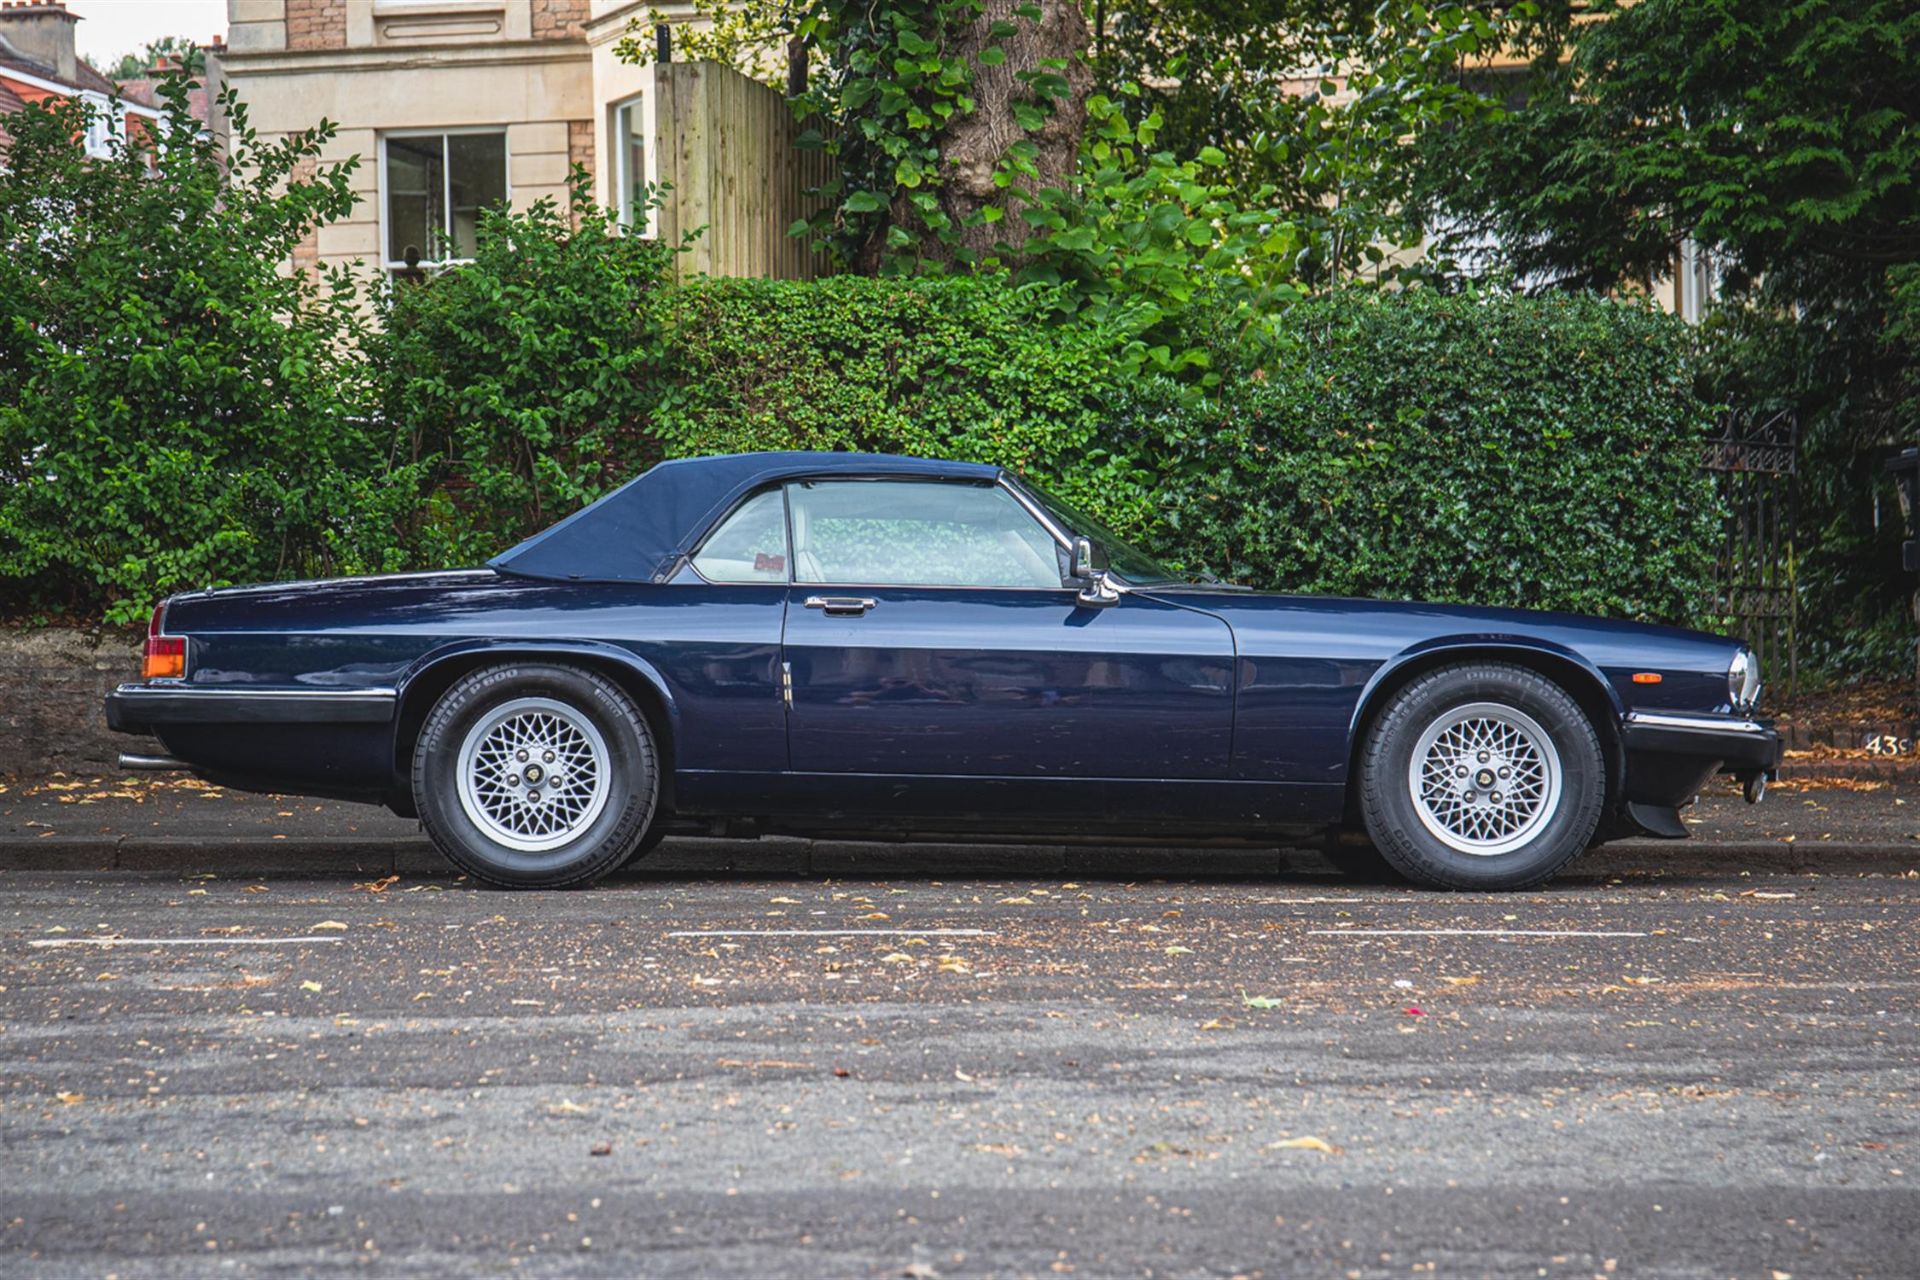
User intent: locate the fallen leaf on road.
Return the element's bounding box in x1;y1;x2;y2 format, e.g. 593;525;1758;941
1623;976;1662;986
832;1067;851;1078
1164;945;1193;955
352;876;400;893
1239;988;1283;1009
997;897;1035;905
1403;1006;1425;1016
954;1067;975;1083
716;1059;813;1070
548;1100;591;1116
1441;975;1481;986
769;896;801;904
1200;1018;1235;1031
299;980;323;992
589;1143;612;1157
54;1091;84;1106
881;952;915;964
1740;890;1797;899
936;956;971;974
1266;1136;1337;1154
243;885;269;894
201;926;247;936
311;921;348;931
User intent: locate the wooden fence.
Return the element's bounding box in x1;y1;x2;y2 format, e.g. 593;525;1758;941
653;61;835;281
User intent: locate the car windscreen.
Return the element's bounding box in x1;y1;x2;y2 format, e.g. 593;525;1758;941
1014;477;1184;586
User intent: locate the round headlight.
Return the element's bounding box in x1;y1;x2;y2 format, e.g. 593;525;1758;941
1727;648;1761;710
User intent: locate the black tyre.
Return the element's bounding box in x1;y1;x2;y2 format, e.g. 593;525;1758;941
413;663;659;888
1358;662;1604;890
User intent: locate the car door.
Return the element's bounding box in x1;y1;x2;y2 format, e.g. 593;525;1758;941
780;477;1235;778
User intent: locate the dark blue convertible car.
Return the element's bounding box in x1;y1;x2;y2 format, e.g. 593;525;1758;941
106;451;1779;890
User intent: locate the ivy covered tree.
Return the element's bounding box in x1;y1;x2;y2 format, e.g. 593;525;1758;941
1086;0;1514;289
622;0;1513;313
1416;0;1920;678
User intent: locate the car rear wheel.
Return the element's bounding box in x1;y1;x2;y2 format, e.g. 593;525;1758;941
1359;662;1604;890
413;663;659;888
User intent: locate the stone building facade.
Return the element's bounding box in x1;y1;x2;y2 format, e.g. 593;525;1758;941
216;0;675;277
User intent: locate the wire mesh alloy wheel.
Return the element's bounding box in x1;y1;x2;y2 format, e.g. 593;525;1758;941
455;696;612;853
1406;701;1563;857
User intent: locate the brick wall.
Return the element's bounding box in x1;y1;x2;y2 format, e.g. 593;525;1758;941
0;629;153;778
567;117;593;179
287;155;320;275
531;0;588;41
285;0;347;51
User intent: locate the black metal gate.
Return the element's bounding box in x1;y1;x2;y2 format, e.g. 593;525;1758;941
1703;408;1798;695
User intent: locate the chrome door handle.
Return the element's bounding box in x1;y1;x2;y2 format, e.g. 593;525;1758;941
804;595;878;616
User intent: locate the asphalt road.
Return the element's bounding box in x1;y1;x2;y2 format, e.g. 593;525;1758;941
2;806;1918;1279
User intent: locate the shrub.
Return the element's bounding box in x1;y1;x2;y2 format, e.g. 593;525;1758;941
654;274;1160;527
1129;289;1723;625
374;180;682;566
655;278;1720;627
0;78;399;624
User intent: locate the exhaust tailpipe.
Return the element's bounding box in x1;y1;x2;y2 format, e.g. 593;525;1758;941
118;753;192;772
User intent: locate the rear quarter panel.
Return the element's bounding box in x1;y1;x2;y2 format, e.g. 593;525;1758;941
161;572;787;788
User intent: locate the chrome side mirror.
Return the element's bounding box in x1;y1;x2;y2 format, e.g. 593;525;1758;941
1071;536;1120;608
1070;536;1096;580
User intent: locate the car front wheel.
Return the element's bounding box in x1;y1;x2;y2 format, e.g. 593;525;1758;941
413;663;659;888
1359;662;1604;890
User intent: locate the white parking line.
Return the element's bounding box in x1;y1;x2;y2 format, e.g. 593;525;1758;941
667;928;995;939
1310;928;1647;939
29;936;345;948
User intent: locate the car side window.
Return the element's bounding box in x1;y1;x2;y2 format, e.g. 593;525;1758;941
692;489;789;583
786;480;1063;588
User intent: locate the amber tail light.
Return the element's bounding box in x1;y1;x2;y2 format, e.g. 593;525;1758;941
143;602;185;680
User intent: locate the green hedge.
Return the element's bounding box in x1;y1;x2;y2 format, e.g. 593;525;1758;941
653;275;1160;527
1133;290;1724;623
659;280;1722;626
0;88;400;625
1;176;1720;629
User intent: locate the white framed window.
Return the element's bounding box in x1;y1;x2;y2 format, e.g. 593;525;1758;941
379;129;509;272
610;95;648;233
81;93;115;158
1677;237;1719;325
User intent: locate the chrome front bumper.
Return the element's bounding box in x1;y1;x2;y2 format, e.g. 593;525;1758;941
1620;710;1782;778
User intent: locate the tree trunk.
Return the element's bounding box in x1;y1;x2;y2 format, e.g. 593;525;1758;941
866;0;1092;270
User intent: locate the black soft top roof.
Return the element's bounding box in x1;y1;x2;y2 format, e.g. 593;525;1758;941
488;451;1003;584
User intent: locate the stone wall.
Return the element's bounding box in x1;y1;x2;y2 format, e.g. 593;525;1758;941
0;628;153;778
284;0;346;52
531;0;588;41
